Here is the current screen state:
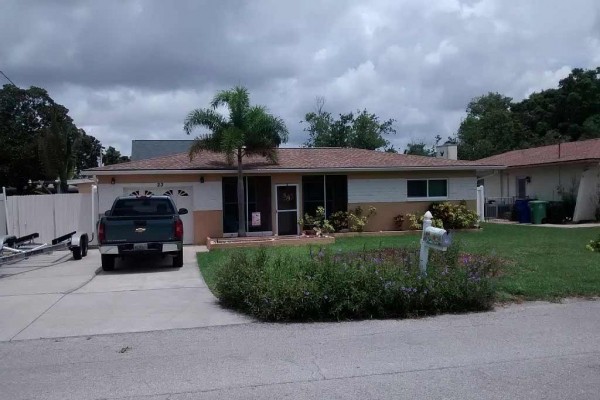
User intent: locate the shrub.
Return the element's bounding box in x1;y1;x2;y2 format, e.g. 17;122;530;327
393;214;405;230
586;234;600;252
428;201;480;229
298;206;334;236
330;211;349;231
406;213;443;230
214;244;501;321
348;206;376;232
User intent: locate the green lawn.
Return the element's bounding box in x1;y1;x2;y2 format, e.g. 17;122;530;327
198;223;600;301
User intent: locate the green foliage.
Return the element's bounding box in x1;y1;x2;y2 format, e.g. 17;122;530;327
330;211;349;231
303;98;395;150
429;201;480;229
299;206;335;236
406;213;444;230
457;67;600;160
184;86;288;236
102;146;130;166
556;183;577;221
214;245;499;321
586;234;600;252
348;206;376;232
0;84;101;192
403;141;435;156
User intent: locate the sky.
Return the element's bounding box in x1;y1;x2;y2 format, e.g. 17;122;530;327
2;0;600;155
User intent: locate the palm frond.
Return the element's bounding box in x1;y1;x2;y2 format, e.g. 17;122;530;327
219;127;244;165
189;135;220;160
211;86;250;129
184;108;226;135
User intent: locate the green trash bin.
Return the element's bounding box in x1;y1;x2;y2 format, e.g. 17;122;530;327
529;201;548;224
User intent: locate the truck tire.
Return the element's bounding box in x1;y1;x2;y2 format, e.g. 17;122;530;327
81;236;88;257
101;255;116;271
172;250;183;268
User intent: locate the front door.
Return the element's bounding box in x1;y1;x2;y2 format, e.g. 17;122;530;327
276;185;298;236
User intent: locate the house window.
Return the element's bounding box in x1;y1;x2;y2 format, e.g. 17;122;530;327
222;176;272;233
407;179;448;198
302;175;347;218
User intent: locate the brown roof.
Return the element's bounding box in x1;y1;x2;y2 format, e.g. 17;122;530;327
87;148;500;174
476;138;600;168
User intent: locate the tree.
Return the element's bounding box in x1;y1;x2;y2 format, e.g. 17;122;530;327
184;86;288;236
75;131;102;174
404;141;435;156
456;93;528;160
38;106;79;192
102;146;130;165
303;99;395;149
0;85;55;192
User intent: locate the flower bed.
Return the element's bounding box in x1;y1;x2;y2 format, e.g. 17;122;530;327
214;244;503;321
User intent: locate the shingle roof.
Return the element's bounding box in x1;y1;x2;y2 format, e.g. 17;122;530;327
476;138;600;168
130;140;195;161
88;148;501;173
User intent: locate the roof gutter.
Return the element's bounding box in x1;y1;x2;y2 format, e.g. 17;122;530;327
85;165;505;176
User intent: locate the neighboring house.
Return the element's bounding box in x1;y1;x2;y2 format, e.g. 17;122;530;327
85;147;501;244
477;138;600;221
68;178;95;194
131;140;195;161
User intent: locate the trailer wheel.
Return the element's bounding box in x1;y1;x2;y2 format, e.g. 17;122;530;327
101;255;115;271
81;235;88;257
72;247;82;260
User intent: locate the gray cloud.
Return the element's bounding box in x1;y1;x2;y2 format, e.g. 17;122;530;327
2;0;599;154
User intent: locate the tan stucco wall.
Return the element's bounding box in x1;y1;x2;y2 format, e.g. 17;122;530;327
97;174;220;184
349;200;476;231
76;182;93;194
194;210;223;244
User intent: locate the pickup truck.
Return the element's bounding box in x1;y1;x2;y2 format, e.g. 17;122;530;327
98;196;188;271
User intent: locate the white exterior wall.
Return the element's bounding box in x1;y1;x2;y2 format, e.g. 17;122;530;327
97;181;223;213
348;176;477;203
0;194;7;236
481;164;588;200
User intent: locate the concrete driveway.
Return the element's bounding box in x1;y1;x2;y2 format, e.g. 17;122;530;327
0;247;249;341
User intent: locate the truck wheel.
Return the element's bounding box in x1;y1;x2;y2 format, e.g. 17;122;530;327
72;247;82;260
81;236;88;257
172;250;183;268
101;255;115;271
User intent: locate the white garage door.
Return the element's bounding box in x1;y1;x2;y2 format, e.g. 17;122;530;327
123;187;194;244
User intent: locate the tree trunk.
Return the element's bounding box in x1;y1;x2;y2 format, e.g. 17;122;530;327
236;149;246;237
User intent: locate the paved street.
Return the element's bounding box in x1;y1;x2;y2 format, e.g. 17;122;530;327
1;299;598;399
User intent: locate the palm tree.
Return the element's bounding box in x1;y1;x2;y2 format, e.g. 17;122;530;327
184;86;288;236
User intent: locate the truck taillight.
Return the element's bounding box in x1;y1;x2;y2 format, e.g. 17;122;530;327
98;222;105;243
174;219;184;240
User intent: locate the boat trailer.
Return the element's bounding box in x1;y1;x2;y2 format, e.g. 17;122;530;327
0;231;89;266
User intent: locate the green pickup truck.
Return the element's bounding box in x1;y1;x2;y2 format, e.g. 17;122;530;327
98;196;188;271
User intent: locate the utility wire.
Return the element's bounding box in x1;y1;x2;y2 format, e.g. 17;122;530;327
0;70;17;86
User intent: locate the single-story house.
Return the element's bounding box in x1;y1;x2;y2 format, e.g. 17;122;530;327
86;146;501;244
476;138;600;221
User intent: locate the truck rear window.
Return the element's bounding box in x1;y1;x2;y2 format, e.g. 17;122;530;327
111;198;176;216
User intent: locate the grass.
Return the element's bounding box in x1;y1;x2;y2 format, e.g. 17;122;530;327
198;223;600;301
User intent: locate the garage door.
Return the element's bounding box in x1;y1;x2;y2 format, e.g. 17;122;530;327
123;187;194;244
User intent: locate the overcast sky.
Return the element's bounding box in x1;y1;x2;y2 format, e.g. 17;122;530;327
2;0;599;155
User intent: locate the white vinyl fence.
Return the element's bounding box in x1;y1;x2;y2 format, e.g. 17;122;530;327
5;193;97;244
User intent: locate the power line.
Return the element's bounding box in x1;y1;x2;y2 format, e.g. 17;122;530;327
0;70;16;86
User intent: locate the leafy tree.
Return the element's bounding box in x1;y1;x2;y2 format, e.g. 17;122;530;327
184;86;288;236
102;146;130;165
456;93;528;160
0;85;55;192
38;106;79;192
404;141;435;156
75;131;102;174
303;99;395;150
